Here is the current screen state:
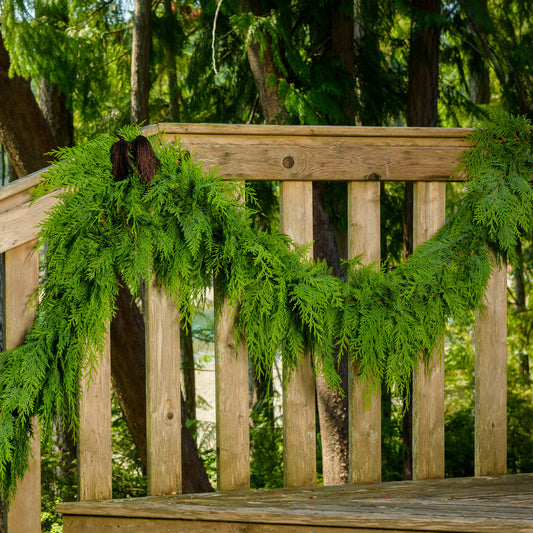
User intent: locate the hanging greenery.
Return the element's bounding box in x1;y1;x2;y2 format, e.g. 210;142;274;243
1;110;532;502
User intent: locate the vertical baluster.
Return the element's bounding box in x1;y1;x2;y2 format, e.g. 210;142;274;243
4;241;41;532
215;296;250;492
347;181;382;484
145;281;182;495
475;259;507;475
78;328;112;501
215;182;250;492
412;182;446;480
280;181;316;488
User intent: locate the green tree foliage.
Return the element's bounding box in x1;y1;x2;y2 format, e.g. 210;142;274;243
1;0;133;139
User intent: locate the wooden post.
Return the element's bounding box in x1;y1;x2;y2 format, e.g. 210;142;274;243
4;241;41;533
145;281;182;495
78;329;112;501
215;295;250;492
214;182;250;492
412;182;446;480
474;260;507;476
347;181;382;484
279;181;316;488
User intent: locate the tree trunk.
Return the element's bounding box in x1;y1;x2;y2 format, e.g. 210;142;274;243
332;6;355;123
164;0;180;121
309;5;355;486
406;0;440;128
514;242;531;386
313;181;350;485
111;279;213;493
181;318;196;421
244;2;354;485
402;0;441;481
246;38;284;124
354;0;379;126
38;78;74;148
131;0;152;124
0;30;56;177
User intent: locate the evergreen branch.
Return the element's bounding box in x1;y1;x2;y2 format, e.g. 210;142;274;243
0;111;532;501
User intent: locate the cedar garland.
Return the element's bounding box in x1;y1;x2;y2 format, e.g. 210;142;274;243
0;111;532;501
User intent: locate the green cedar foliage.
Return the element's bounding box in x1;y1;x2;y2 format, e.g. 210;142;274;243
1;111;533;501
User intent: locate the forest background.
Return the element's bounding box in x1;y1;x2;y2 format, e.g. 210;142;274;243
0;0;532;531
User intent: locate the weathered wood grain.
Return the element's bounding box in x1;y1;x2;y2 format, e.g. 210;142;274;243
347;181;382;484
412;182;446;480
78;329;112;501
279;181;316;488
475;258;507;476
0;190;59;254
145;281;182;495
58;473;533;533
4;241;41;533
214;294;250;492
155;123;472;182
153;122;472;141
214;181;250;493
0;167;47;209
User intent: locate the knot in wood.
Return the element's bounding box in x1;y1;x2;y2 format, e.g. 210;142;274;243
282;156;295;169
167;412;174;420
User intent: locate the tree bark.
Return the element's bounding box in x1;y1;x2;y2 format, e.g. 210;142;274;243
406;0;440;128
38;78;74;148
244;2;354;485
403;0;441;481
309;6;355;486
313;181;349;485
246;38;284;124
513;242;531;386
0;29;56;177
164;0;180;121
181;319;196;421
131;0;152;124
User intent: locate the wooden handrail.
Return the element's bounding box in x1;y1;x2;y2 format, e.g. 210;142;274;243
153;123;473;182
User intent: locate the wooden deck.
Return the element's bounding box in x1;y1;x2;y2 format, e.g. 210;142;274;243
57;474;533;532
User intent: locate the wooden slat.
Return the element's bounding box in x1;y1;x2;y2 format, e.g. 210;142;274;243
215;295;250;492
58;474;533;533
4;241;41;533
154;122;472;140
279;181;316;488
145;281;182;495
0;191;59;254
168;144;466;183
214;180;250;493
474;260;507;476
157;124;471;182
347;181;382;484
78;329;112;501
0;168;47;208
412;182;446;480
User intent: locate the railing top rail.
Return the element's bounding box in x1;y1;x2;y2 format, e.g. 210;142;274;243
0;167;48;212
145;122;474;140
147;123;473;183
0;123;475;254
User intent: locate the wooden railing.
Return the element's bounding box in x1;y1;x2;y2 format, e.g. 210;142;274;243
0;124;508;532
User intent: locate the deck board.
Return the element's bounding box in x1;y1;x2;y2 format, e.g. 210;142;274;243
57;474;533;532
